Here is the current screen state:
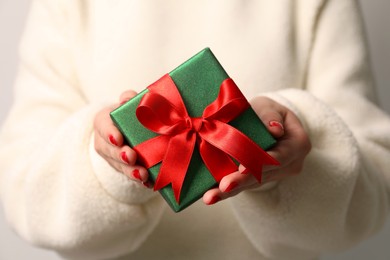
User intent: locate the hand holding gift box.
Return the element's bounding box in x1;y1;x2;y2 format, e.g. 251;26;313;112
111;48;279;212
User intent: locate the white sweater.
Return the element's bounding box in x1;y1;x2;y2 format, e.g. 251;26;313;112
1;0;390;259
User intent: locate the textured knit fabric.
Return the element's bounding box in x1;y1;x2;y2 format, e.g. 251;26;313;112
1;0;390;259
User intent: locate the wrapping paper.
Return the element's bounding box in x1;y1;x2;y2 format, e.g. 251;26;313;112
111;48;277;212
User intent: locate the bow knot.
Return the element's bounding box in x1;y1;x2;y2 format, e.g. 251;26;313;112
134;74;279;203
189;117;204;133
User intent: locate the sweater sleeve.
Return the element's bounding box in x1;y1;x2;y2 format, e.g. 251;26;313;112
0;1;165;259
230;1;390;259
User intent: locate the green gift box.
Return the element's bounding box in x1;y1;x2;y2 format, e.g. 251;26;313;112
110;48;277;212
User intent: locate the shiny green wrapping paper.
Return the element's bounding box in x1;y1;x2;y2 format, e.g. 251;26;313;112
110;48;276;212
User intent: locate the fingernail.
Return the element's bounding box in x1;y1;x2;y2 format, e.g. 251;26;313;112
109;135;118;146
269;121;284;130
142;181;151;188
121;152;130;164
207;196;221;205
224;182;238;193
132;169;142;181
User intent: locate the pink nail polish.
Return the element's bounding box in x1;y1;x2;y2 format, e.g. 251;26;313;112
132;169;142;181
224;182;238;193
121;152;130;164
207;196;221;205
109;135;118;146
269;121;284;130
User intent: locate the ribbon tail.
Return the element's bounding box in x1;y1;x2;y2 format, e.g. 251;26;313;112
202;78;249;123
200;121;279;183
199;140;238;182
241;149;279;183
133;135;170;168
154;131;197;203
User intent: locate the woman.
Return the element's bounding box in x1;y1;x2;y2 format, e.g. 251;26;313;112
1;0;389;259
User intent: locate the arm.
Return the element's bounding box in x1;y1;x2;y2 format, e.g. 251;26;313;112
228;0;390;259
0;1;165;259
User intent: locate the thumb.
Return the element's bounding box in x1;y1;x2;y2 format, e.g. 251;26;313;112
119;90;138;105
259;108;285;138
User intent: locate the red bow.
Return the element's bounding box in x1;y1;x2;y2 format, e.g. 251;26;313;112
134;74;278;203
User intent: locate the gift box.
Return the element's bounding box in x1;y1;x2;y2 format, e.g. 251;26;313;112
110;48;278;212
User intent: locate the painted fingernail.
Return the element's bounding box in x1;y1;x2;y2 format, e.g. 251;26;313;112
132;169;142;181
109;135;118;146
207;196;221;205
224;182;238;193
142;181;151;188
269;121;284;130
121;152;130;164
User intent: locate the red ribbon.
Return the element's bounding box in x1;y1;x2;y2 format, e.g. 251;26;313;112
134;74;279;203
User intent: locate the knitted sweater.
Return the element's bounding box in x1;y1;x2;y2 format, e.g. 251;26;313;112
1;0;390;259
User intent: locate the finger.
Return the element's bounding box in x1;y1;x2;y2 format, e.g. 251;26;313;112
119;90;138;105
284;110;312;157
259;109;285;138
203;170;259;205
94;107;125;147
263;139;295;172
202;182;259;205
261;168;291;183
121;165;150;183
94;132;126;166
94;122;137;170
262;109;310;172
141;180;154;189
105;145;149;182
238;163;285;185
100;150;149;183
239;164;274;183
259;150;306;184
122;165;152;188
203;187;224;205
219;170;258;194
113;142;152;184
251;97;285;138
118;146;138;166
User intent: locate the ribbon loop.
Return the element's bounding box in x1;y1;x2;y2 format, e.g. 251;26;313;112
136;93;188;135
135;74;279;203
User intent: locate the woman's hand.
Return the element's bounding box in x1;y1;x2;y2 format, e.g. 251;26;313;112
203;96;311;205
93;90;152;187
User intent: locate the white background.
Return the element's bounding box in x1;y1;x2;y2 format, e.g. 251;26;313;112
1;0;390;259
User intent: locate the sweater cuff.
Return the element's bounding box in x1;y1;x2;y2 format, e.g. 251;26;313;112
88;133;157;204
